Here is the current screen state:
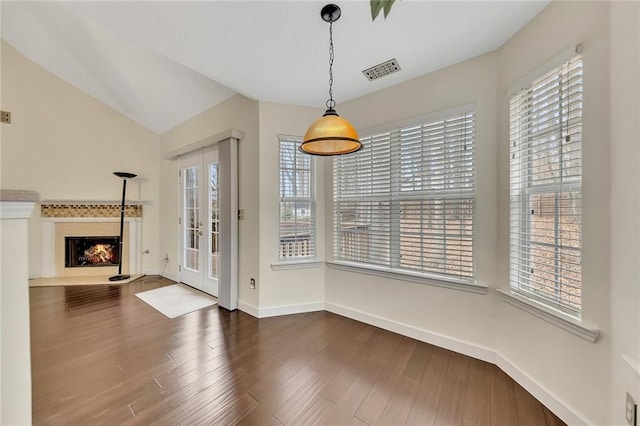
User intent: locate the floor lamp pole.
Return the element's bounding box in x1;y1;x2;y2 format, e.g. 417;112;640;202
109;172;137;282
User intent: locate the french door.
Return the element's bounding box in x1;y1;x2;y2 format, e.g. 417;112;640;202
179;149;220;297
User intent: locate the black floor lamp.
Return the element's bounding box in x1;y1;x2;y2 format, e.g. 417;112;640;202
109;171;137;282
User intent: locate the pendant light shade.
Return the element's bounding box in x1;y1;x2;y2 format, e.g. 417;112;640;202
300;4;362;156
301;108;361;156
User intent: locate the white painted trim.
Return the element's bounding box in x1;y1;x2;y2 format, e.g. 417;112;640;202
0;201;36;219
326;261;488;295
237;301;325;318
258;302;325;318
324;301;591;426
271;261;324;271
41;221;56;277
496;289;599;343
164;128;243;159
142;268;160;276
496;353;591;425
622;354;640;378
508;44;580;95
325;301;495;363
161;271;178;282
238;301;259;318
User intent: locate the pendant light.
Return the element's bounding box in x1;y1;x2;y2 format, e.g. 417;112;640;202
300;4;362;156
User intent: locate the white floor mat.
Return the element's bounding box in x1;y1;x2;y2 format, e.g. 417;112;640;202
135;284;217;319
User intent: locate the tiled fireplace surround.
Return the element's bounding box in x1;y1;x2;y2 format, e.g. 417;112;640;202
41;202;143;277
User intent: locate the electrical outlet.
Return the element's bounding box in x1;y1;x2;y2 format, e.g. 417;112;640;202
0;110;11;124
627;392;637;426
250;278;256;289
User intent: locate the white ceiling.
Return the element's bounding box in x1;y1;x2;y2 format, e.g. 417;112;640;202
1;1;549;134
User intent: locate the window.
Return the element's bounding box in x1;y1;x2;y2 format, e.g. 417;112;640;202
279;136;315;260
509;54;583;317
333;108;476;284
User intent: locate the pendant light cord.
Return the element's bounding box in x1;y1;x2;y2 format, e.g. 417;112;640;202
327;19;336;110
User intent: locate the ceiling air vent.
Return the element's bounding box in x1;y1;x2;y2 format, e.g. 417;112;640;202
362;58;401;81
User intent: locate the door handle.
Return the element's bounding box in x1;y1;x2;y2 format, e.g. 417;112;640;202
198;230;203;236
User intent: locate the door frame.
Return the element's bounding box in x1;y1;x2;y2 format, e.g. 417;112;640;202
172;131;239;311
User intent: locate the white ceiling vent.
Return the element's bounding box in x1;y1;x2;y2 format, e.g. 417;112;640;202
362;58;401;81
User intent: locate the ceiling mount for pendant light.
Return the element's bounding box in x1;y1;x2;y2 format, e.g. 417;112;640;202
300;3;362;156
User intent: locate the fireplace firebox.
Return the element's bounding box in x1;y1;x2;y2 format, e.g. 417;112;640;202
65;236;120;268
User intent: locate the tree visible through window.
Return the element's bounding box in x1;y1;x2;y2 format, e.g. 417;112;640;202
279;136;315;260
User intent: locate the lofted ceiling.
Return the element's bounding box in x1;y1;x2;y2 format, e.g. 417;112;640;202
1;1;549;134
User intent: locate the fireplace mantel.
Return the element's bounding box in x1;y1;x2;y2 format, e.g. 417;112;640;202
40;200;143;278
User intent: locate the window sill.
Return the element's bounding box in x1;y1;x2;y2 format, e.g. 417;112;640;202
325;261;488;295
496;288;599;343
271;260;324;271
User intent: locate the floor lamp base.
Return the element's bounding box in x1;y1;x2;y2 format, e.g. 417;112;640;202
109;274;131;282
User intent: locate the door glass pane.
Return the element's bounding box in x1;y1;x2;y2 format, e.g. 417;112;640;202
183;165;199;271
209;162;220;279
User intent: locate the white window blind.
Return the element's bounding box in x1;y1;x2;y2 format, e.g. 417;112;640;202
279;136;315;260
509;54;583;316
333;109;476;283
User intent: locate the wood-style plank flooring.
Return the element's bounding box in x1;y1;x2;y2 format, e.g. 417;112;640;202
30;276;565;425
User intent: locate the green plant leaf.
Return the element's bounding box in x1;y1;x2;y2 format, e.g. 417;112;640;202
370;0;384;21
382;0;396;18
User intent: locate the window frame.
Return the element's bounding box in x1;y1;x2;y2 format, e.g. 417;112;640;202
277;135;317;263
332;104;478;287
509;53;583;318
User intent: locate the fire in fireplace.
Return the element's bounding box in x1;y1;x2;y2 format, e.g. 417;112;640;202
65;236;120;268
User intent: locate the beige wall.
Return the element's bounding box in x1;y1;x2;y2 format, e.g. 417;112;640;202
2;0;638;423
0;41;161;276
325;51;499;352
257;101;325;310
496;2;612;423
158;94;260;309
322;1;634;424
609;1;640;424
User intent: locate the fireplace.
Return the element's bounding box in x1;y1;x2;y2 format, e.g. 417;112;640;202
65;236;119;268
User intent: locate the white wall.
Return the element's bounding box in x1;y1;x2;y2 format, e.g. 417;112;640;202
325;51;498;351
256;101;326;313
609;1;640;424
158;94;260;309
0;41;161;277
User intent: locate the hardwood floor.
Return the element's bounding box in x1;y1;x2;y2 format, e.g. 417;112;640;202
30;276;565;425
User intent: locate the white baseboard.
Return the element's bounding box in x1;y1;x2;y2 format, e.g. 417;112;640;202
143;269;159;276
29;272;41;280
237;301;325;318
496;353;590;425
325;301;495;364
258;301;325;318
324;301;590;426
161;272;177;282
237;301;259;318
